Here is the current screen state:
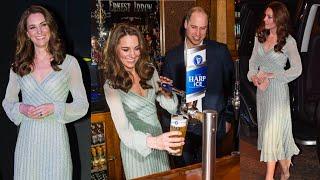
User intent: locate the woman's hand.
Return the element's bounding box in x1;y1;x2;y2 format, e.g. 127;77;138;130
251;75;260;86
19;104;37;119
30;103;55;119
257;71;274;81
257;78;270;91
158;76;174;98
252;71;274;87
255;71;273;91
146;131;185;154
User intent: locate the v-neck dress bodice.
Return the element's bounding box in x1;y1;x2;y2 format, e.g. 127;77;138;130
247;35;302;162
104;70;178;179
2;55;89;180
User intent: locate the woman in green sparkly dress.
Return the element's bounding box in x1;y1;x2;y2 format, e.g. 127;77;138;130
103;23;185;179
2;5;89;180
247;2;301;180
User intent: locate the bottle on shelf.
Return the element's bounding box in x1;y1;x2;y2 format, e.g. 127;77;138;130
91;147;100;169
97;146;106;167
96;123;105;143
91;124;98;145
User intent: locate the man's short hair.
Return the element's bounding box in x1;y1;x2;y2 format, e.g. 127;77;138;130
185;6;209;23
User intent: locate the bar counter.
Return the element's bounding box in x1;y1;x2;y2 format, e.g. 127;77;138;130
134;154;240;180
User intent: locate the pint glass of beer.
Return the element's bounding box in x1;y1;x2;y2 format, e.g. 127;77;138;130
170;114;188;156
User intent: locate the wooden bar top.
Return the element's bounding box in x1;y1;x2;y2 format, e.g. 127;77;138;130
134;154;240;180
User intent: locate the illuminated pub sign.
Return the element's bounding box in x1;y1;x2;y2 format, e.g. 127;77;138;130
91;0;161;66
106;0;159;34
109;1;155;12
108;0;161;64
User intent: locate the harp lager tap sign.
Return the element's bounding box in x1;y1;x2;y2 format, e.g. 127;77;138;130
186;45;207;103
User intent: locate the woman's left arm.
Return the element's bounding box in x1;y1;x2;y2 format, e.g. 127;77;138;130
153;71;178;114
272;38;302;83
53;57;89;124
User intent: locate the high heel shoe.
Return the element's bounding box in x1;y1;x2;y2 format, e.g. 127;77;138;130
281;162;293;180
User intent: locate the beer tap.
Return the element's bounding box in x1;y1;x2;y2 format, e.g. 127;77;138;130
180;97;205;122
161;82;217;179
161;82;204;122
232;59;240;119
231;59;240;151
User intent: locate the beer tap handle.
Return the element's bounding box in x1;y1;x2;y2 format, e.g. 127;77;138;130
160;82;186;97
160;82;205;122
172;88;186;97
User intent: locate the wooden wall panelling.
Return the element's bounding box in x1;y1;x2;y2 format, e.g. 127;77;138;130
226;0;236;53
160;0;195;55
196;0;237;58
216;0;227;43
105;112;123;179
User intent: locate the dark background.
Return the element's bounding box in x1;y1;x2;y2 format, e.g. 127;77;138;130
0;1;91;180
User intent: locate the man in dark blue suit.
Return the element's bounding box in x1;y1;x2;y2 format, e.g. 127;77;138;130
161;6;234;168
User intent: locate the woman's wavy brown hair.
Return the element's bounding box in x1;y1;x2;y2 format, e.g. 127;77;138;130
12;5;65;76
103;23;154;93
257;1;291;53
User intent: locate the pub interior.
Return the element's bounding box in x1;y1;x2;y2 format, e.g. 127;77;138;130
89;0;240;179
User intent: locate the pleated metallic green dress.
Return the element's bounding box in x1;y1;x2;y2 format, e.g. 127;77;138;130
104;71;178;179
2;55;89;180
247;35;302;162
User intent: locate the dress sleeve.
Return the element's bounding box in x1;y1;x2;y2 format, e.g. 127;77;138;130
2;69;24;125
152;70;178;114
53;56;89;124
272;37;302;84
104;83;152;157
247;36;260;82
